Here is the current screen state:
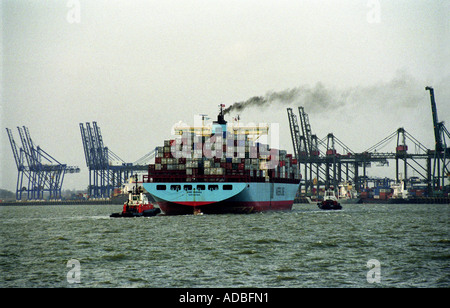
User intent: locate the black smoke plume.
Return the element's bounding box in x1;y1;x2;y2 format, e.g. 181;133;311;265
222;71;423;116
223;83;343;115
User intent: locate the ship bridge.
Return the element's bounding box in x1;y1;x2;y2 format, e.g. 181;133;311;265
173;121;269;141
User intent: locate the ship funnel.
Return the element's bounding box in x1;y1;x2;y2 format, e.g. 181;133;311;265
215;104;227;125
213;104;227;135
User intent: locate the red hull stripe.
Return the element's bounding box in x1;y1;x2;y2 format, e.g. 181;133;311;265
171;200;291;207
173;201;216;206
158;200;294;215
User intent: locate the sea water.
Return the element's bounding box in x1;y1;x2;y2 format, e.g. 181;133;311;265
1;203;448;287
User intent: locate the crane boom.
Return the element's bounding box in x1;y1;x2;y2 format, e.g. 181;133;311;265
287;108;301;158
425;86;444;152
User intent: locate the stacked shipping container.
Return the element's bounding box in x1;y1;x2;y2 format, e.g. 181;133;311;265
146;133;300;183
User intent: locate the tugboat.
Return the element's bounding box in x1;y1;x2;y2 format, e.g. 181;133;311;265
110;176;160;218
318;189;342;210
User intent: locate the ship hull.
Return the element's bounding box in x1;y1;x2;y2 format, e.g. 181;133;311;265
339;198;361;204
155;199;293;215
143;181;299;215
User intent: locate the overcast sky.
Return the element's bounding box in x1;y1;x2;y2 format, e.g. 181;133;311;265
1;0;449;192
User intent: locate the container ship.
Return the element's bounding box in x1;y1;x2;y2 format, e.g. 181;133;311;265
142;106;301;215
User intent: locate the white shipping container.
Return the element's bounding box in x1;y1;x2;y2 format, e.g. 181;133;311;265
186;162;198;168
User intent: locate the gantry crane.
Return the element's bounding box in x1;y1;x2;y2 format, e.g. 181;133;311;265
6;127;80;200
80;122;157;199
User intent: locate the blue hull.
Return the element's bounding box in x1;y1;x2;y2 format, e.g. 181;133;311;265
143;181;300;215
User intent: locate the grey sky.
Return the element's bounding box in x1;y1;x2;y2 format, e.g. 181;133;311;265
1;0;449;192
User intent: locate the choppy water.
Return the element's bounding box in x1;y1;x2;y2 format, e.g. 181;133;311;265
0;203;448;288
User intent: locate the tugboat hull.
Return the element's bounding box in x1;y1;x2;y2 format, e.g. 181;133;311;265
110;208;161;218
318;200;342;210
